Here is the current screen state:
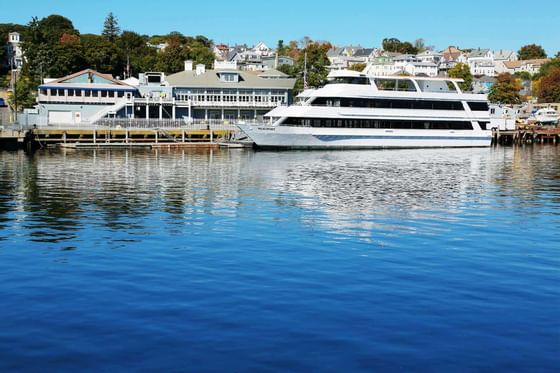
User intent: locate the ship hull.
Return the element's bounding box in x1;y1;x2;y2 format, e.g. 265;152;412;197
238;124;493;149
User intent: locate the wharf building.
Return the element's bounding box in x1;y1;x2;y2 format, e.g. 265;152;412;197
23;61;296;127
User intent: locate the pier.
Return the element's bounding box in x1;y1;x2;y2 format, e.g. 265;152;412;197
0;118;246;150
493;127;560;145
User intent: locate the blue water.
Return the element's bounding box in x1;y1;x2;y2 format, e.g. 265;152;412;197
0;147;559;372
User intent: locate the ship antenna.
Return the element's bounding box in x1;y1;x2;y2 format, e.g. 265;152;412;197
303;51;309;90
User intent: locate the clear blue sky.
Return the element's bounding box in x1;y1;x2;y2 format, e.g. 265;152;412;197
2;0;559;54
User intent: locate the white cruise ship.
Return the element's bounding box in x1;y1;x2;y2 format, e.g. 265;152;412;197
238;71;492;149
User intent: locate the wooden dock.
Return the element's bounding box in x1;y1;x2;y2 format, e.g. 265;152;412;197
493;127;560;145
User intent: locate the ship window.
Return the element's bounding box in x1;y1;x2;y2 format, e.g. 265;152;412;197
468;102;489;111
327;76;369;85
479;121;490;130
280;117;473;130
374;78;397;90
311;97;465;110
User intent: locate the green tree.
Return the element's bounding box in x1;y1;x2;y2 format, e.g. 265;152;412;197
537;67;560;103
295;42;331;92
382;37;418;54
82;34;124;75
50;35;87;77
118;31;157;75
517;44;547;60
155;42;188;73
348;63;366;72
536;57;560;78
102;12;121;41
8;76;37;110
448;62;473;91
514;71;532;81
38;15;77;44
488;73;522;104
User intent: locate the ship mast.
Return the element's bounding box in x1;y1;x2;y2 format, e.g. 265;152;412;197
303;51;309;90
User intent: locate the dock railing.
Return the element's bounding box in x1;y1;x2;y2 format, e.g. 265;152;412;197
45;118;265;131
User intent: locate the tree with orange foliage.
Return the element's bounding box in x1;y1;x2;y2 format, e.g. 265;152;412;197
537;67;560;103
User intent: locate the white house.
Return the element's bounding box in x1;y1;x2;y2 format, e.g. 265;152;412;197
403;62;439;77
6;32;23;69
502;59;550;75
493;50;517;74
253;42;271;57
467;48;495;76
363;56;402;76
417;50;443;64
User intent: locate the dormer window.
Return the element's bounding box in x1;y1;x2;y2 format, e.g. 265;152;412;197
219;72;239;83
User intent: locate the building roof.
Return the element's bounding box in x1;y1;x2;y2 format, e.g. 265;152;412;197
441;46;462;62
165;69;296;89
327;47;344;58
503;58;550;69
38;69;137;91
353;48;374;57
417;50;443;57
468;48;491;58
494;50;515;60
253;69;290;78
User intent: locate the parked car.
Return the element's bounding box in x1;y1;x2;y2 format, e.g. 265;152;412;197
0;98;6;107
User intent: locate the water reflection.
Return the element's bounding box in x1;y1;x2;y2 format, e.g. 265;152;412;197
0;146;558;244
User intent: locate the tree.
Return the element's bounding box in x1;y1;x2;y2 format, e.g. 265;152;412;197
514;71;532;81
536;57;560;78
155;43;188;73
21;15;78;82
8;76;37;110
348;63;366;72
488;73;522;104
118;31;157;75
38;15;77;45
537;67;560;103
50;37;86;77
382;37;418;54
102;12;121;41
517;44;547;60
448;63;473;91
295;41;331;92
82;34;124;75
276;40;288;56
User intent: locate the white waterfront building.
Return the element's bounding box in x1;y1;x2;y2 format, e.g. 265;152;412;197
22;63;296;126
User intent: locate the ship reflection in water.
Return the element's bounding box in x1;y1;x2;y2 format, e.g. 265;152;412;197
0;147;558;371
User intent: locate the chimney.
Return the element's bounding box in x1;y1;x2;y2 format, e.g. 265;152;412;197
184;60;193;71
196;64;206;75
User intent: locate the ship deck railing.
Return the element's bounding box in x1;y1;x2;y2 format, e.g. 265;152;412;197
34;118;264;131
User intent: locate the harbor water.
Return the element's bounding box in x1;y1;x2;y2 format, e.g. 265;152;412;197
0;146;559;372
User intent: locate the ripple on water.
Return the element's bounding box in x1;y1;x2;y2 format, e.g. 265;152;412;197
0;146;558;371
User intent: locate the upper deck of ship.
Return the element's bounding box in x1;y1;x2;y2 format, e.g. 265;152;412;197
318;70;484;101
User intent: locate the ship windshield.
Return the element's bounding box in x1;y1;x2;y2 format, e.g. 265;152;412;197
373;78;417;92
327;76;370;85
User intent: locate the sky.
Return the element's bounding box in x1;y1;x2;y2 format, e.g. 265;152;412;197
1;0;559;54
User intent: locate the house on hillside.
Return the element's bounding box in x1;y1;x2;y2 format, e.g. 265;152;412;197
502;59;550;75
494;50;517;74
4;32;23;70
